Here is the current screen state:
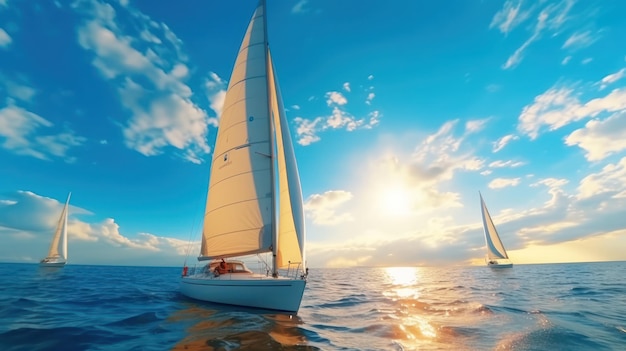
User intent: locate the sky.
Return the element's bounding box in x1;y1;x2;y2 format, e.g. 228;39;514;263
1;0;626;268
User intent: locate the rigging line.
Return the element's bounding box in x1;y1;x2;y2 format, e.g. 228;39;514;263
183;163;210;266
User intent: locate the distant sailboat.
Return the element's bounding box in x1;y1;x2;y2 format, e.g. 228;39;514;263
40;192;71;267
179;1;307;313
479;192;513;268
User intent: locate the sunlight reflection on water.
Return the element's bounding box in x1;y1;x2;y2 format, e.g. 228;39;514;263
170;303;315;350
382;267;443;348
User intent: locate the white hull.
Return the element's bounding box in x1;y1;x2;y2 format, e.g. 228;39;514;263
488;264;513;268
180;273;306;312
40;259;66;267
487;261;513;268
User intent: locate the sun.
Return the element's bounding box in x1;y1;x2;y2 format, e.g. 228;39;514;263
380;186;413;216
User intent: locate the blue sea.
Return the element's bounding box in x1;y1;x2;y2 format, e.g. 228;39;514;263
1;262;625;350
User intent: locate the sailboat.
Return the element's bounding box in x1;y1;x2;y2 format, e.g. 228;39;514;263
179;1;308;313
40;192;71;267
479;192;513;268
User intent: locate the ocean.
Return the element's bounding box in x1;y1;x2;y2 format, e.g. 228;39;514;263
0;261;624;351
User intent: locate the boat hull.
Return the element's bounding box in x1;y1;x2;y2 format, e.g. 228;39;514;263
488;262;513;268
180;274;306;312
40;260;66;267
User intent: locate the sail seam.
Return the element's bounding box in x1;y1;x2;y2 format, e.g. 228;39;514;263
207;168;272;192
226;74;267;93
205;196;271;216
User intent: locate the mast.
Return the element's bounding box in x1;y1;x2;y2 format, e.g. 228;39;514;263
261;0;279;277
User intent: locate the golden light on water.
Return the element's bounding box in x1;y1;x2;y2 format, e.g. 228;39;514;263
383;267;440;345
384;267;420;299
385;266;419;286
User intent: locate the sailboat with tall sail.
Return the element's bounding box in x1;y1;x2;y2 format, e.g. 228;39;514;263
479;192;513;268
179;1;307;313
40;192;71;267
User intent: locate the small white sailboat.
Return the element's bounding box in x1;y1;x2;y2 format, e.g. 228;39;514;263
40;192;71;267
479;192;513;268
180;0;307;313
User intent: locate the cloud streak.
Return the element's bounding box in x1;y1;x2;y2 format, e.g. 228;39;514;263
304;190;354;226
0;101;86;161
517;83;626;140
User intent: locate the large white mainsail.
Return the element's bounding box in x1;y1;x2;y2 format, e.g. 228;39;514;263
199;2;273;261
41;192;70;267
180;1;307;312
479;192;512;268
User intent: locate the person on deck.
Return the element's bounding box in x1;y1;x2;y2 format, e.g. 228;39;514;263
217;259;227;274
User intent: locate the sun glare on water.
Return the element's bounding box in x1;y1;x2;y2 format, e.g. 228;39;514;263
384;267;420;298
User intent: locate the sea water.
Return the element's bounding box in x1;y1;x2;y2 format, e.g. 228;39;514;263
0;261;625;350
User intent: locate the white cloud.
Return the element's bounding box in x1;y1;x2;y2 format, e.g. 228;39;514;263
493;134;519;152
326;107;356;130
531;177;569;189
488;177;521;189
204;72;227;118
0;28;11;48
325;91;347;106
293;80;381;145
562;30;597;50
0;76;37;102
502;10;547;69
304;190;353;225
120;79;211;164
489;160;525;168
565;111;626;161
293;116;322;146
465;118;488;133
561;56;571;65
499;0;576;69
598;68;625;90
582;57;593;65
367;75;374;80
139;28;161;44
486;84;501;93
292;0;309;14
489;0;531;35
0;101;85;160
518;86;626;140
74;0;211;163
170;63;188;79
367;110;381;128
0;191;87;232
294;103;381;146
577;157;626;199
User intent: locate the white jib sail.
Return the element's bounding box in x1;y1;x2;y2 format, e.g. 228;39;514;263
268;50;306;269
480;194;509;260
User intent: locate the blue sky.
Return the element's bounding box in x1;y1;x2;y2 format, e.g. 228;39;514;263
1;0;626;267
